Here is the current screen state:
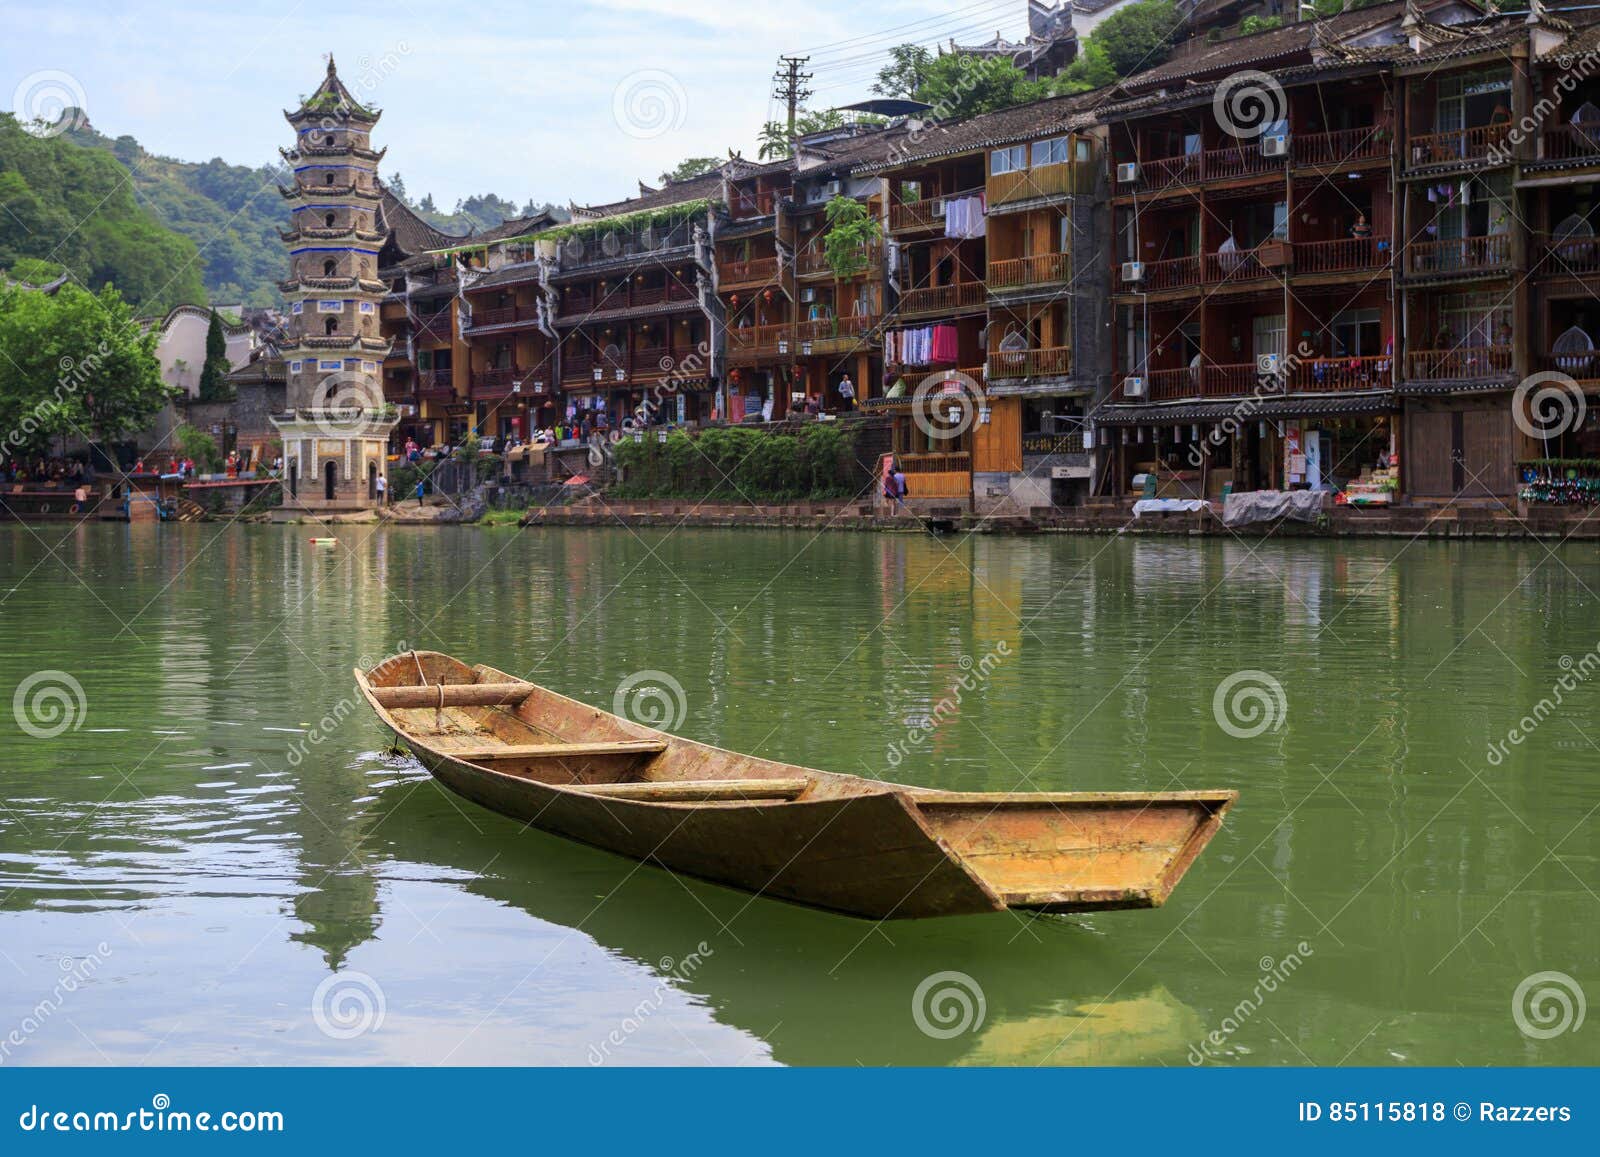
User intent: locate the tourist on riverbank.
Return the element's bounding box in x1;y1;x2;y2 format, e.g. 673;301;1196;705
837;374;855;410
376;474;386;505
415;478;426;507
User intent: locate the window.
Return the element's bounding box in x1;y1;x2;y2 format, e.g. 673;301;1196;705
991;145;1026;175
317;299;343;312
1253;315;1286;363
1075;138;1091;163
324;212;336;228
1331;309;1382;357
323;259;337;277
1031;136;1070;167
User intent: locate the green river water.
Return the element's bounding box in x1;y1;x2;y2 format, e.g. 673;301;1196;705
0;523;1595;1066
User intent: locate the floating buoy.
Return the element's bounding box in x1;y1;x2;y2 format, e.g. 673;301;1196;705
308;537;337;546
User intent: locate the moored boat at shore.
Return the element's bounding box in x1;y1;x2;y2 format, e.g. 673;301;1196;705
355;651;1236;920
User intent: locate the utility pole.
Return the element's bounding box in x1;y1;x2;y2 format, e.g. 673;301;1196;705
773;55;813;143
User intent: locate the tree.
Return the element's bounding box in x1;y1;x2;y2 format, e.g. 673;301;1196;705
386;171;408;201
0;282;172;464
915;53;1047;119
197;308;233;401
419;193;437;213
659;157;721;184
1052;41;1119;95
758;109;849;160
821;196;882;279
872;45;934;99
1088;0;1185;78
175;423;223;472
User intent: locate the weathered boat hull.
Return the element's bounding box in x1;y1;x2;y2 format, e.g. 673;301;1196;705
357;652;1236;920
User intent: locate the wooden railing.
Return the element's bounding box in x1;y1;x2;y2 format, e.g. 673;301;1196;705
415;313;452;341
899;452;971;474
1203;248;1273;284
418;369;455;398
986;346;1071;380
897;280;989;315
719;255;780;285
1405;346;1513;381
1407;235;1511;275
1541;124;1600;162
1540;348;1600;382
1202;143;1281;181
796;243;881;277
988;251;1071;289
1407;124;1511;167
727;323;791;356
731;189;778;219
988;162;1079;205
1293;237;1387;273
889;187;984;234
471;367;524;394
631;346;670;375
468;304;536;329
1293;125;1389;167
1137;153;1201;187
793;314;880;348
1539;233;1600;278
1116;254;1202;292
562;351;596;381
1288;356;1393;392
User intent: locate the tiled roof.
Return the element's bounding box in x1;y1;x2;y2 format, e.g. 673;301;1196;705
856;91;1103;173
378;189;459;255
578;169;725;218
465;262;542;292
1394;21;1528;69
461;212;557;245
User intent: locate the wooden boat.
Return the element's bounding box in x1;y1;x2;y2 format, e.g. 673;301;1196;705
355;652;1237;920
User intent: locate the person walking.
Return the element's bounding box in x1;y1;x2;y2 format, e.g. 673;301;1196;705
375;474;387;505
414;478;426;507
837;373;856;411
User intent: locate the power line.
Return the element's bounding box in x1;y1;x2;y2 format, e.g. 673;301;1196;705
773;55;814;140
799;0;1019;58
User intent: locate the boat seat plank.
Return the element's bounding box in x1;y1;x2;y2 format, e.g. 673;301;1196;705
375;682;534;708
574;778;811;802
450;740;668;760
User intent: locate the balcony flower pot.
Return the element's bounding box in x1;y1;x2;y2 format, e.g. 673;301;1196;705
1258;241;1290;269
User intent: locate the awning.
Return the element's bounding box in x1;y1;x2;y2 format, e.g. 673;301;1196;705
1092;391;1395;425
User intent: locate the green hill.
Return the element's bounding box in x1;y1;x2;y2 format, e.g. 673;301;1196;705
0;114;208;312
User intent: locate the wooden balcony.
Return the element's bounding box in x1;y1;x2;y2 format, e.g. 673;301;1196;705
1116;254;1202;292
797;244;881;278
988;163;1080;206
1405;346;1512;381
1137;362;1271;401
1287;356;1393;392
631;346;671;376
1293;237;1387;274
726;323;791;360
417;369;455;400
731;189;778;219
792;314;880;353
467;304;538;330
1203;247;1276;285
889;188;983;235
470;366;541;398
1406;235;1511;277
562;352;597;382
1407;124;1511;168
1540;124;1600;163
1136;153;1201;187
415;313;452;342
897;452;972;500
1538;233;1600;278
1539;348;1600;385
719;255;780;286
988;251;1070;290
1201;143;1281;182
1292;124;1390;167
896;280;988;317
986;346;1071;380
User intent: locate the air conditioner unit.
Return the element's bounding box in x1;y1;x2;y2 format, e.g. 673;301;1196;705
1258;353;1281;374
1261;134;1289;158
1122;376;1146;398
1117;162;1140;183
1121;261;1145;283
933;199;948;217
800;287;817;303
822;180;843;198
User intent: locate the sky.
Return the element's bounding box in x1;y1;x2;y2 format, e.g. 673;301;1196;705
2;0;1033;209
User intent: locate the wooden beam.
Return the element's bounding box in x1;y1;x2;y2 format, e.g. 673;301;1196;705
372;682;534;708
449;740;668;760
574;778;811;802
